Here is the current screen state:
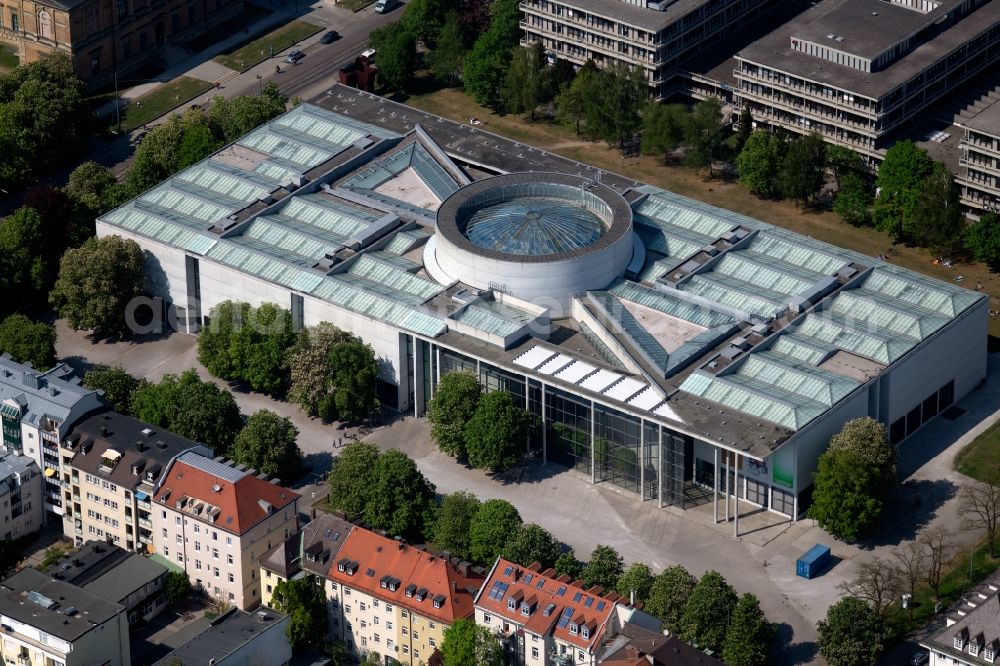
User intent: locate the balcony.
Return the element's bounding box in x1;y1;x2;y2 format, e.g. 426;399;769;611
139;534;152;545
18;654;30;665
137;499;151;511
138;517;152;529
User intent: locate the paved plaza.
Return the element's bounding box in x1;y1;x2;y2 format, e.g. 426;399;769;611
55;321;1000;664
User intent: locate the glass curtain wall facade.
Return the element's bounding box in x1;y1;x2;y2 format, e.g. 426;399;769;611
594;406;641;494
546;386;592;474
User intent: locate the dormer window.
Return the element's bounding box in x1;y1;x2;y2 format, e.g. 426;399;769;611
956;634;967;650
970;642;980;656
520;603;531;616
581;626;590;639
985;646;995;661
569;623;578;635
508;598;517;611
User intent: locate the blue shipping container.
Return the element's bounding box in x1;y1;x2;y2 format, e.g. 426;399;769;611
796;544;831;579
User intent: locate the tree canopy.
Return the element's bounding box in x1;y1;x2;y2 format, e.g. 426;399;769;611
327;442;380;517
809;448;885;541
369;24;418;93
83;365;145;416
828;417;895;488
580;545;624;592
735;130;785;199
229;410;303;481
683;97;724;176
616;563;654;605
722;593;772;666
967;212;1000;270
680;570;738;653
0;208;49;312
833;171;873;226
817;597;886;666
428;371;481;459
502;523;562;570
502;43;550;120
778;132;827;204
50;235;145;339
464;390;529;473
131;370;244;455
363;449;437;542
641;102;687;163
874;140;933;239
909;161;964;253
0;315;55;370
287;323;377;422
645;564;696;634
270;577;327;649
198;301;296;395
433;491;481;560
469;499;522;565
440;618;503;666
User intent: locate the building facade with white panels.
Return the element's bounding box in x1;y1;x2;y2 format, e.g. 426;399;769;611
0;451;43;541
96;88;988;529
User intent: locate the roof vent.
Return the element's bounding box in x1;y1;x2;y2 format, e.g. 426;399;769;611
141;428;153;437
212;484;222;493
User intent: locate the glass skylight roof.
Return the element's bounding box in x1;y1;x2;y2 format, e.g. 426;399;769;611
465;198;604;256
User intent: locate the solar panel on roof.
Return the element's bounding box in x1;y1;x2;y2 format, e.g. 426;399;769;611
596;601;605;611
366;568;376;577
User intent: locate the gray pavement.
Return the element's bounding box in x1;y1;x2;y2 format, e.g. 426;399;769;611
54;321;1000;665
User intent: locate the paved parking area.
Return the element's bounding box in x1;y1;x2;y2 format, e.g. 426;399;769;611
55;322;1000;664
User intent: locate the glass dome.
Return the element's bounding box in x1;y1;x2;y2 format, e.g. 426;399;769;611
464;197;604;256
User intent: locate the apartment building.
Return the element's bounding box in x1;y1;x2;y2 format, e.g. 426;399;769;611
956;99;1000;216
734;0;1000;161
474;558;630;666
50;540;169;624
60;411;212;552
0;567;130;666
0;355;103;517
0;451;43;541
152;607;292;666
152;452;300;610
326;528;485;664
0;0;242;89
921;578;1000;665
521;0;785;99
259;512;355;607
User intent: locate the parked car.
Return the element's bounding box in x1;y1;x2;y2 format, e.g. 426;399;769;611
284;50;305;64
374;0;398;13
320;30;339;44
909;651;928;666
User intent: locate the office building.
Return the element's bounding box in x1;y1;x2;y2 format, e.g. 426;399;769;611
0;355;103;517
957;98;1000;216
95;87;988;526
734;0;1000;160
49;540;169;624
0;0;242;89
0;567;130;666
259;512;355;607
326;526;485;664
152;452;299;610
0;451;43;541
60;411;212;552
152;606;292;666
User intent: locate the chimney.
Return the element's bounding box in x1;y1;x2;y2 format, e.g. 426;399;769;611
451;581;457;593
100;425;108;437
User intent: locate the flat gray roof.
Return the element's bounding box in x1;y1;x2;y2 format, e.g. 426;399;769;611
152;607;287;665
524;0;698;32
963;97;1000;137
82;556;167;606
0;568;124;642
738;0;1000;98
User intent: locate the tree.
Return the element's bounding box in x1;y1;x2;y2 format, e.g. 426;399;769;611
66;161;118;216
834;171;873;226
828;418;896;489
463;31;512;109
327;340;381;422
735;104;753;152
464;391;529;473
197;301;296;395
120;109;202;198
920;527;955;600
554;551;582;579
722;593;772;666
616;563;654;604
270;577;327;649
131;370;244;455
50;235;145;339
817;597;885;666
229;410;303;481
503;523;562;570
205;85;288;143
826;145;864;189
440;618;503;666
891;541;926;603
428;371;481;459
0;315;55;369
502;43;549;119
0;208;48;311
327;442;380;517
433;491;481;559
874;140;933;239
469;499;522;565
24;185;90;260
363;449;437;541
680;570;738;653
176;123;223;169
735;131;785;198
555;63;598;135
165;571;192;607
683;97;724;176
370;24;418;93
580;545;624;592
83;365;144;415
428;12;465;85
809;449;885;541
778;132;827;204
587;64;647;148
960;483;1000;557
967;213;1000;270
645;564;696;634
400;0;453;47
641;102;687;163
839;556;901;618
910;161;964;252
286;322;356;419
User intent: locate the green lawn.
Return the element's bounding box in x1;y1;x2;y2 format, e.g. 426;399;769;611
213;20;323;72
339;0;376;11
118;76;213;131
954;418;1000;484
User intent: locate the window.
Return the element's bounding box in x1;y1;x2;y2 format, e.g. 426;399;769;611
385;604;393;613
228;573;234;582
226;536;232;546
195;560;201;570
569;623;578;635
193;525;199;534
373;634;380;644
10;12;18;32
176;535;182;544
483;614;491;624
176;516;181;526
212;548;218;559
194;542;201;551
212;531;218;541
581;627;590;639
508;598;517;610
227;554;233;565
265;570;271;579
214;567;219;578
164;547;169;556
386;622;393;630
429;638;436;647
532;647;539;659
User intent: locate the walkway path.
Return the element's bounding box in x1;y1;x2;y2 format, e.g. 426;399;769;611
53;320;1000;665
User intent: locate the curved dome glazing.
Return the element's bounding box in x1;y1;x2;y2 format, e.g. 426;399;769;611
464;197;604;256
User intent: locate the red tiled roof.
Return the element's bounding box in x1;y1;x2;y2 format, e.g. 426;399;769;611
326;528;484;625
474;558;621;652
154;458;299;534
